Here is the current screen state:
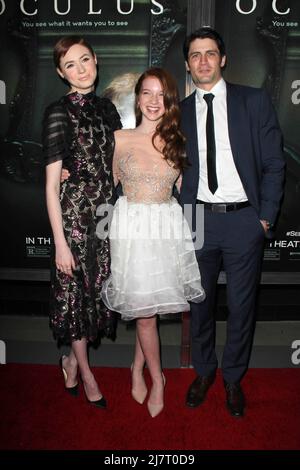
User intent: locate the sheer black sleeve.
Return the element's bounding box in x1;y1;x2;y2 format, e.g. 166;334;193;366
99;97;122;131
42;102;69;166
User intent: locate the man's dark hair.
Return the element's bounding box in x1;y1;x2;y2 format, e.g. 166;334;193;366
183;27;226;61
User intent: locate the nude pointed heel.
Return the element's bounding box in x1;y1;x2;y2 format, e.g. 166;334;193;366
147;401;164;418
147;372;166;418
131;363;148;405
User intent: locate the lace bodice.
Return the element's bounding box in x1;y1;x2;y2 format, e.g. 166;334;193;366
43;92;121;172
115;150;180;204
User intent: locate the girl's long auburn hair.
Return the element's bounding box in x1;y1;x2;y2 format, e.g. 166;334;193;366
135;67;187;172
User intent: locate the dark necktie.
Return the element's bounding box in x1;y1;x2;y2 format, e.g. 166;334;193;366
203;93;218;194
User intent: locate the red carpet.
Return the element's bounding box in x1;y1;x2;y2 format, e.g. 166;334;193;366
0;364;299;450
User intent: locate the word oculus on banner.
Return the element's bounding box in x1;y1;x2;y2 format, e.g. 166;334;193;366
236;0;290;15
0;0;164;16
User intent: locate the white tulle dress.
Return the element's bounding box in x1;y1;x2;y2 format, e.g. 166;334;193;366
101;150;205;320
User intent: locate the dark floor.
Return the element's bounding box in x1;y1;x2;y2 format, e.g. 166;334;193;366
0;280;299;368
1;315;300;368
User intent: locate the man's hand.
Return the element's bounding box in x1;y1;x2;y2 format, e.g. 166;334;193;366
260;220;269;233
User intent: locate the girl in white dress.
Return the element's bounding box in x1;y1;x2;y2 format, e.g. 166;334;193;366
101;67;205;417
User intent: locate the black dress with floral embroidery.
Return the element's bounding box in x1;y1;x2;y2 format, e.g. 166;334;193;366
43;91;121;344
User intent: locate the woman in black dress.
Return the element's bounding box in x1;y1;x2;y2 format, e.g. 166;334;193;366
43;36;121;407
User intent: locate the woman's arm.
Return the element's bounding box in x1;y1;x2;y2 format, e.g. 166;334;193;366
46;161;75;276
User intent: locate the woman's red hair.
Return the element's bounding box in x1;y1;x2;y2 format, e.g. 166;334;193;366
53;36;95;69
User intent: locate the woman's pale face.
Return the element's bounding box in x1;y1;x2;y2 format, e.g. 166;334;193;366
57;43;97;94
138;76;165;123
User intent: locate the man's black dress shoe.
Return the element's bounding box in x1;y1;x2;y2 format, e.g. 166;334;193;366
186;375;215;408
224;381;245;417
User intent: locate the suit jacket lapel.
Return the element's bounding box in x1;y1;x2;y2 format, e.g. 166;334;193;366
227;82;252;174
184;92;200;182
226;82;244;171
226;82;255;203
185;91;199;166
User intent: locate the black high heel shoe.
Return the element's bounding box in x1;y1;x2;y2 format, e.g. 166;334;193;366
59;355;79;397
80;376;107;409
87;395;107;409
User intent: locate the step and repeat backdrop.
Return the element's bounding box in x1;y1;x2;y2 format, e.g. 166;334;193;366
0;0;299;279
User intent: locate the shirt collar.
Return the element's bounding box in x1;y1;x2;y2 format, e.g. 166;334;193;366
196;78;226;101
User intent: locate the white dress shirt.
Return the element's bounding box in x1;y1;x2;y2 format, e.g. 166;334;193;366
196;78;248;203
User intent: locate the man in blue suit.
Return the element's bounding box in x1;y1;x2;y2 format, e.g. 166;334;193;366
180;27;285;417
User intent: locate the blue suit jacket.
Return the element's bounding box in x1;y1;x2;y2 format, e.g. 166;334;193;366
179;82;285;228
